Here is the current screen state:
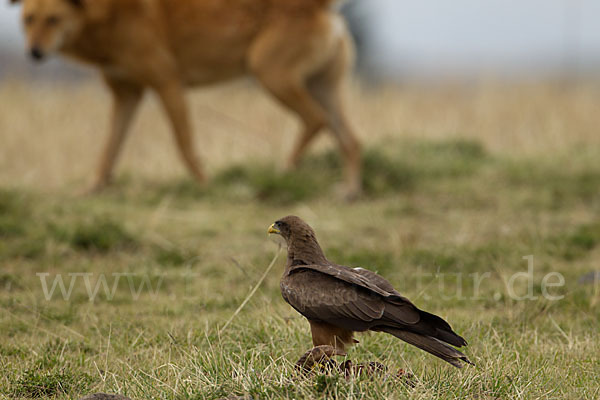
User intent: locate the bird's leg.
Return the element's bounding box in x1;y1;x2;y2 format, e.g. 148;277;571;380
295;345;345;374
308;321;354;352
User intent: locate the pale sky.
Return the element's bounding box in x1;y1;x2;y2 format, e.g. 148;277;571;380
363;0;600;76
1;0;600;78
0;3;20;42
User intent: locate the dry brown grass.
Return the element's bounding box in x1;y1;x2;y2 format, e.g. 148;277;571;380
1;78;599;189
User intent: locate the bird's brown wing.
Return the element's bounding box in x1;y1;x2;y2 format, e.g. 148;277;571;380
282;266;424;330
350;266;413;302
281;269;385;330
288;263;391;296
288;263;420;323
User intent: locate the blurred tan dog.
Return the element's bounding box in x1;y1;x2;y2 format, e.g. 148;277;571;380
11;0;361;197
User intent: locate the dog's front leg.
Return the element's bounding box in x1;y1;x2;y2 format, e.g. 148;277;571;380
89;76;144;193
154;81;206;184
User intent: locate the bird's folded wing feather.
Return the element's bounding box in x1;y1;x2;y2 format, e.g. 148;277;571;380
282;269;385;323
283;267;422;326
289;263;416;305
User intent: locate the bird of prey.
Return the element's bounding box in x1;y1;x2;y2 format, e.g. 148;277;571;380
268;215;471;368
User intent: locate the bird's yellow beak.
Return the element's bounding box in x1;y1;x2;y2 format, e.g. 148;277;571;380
268;223;280;235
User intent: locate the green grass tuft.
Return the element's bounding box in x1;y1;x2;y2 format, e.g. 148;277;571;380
361;148;415;194
50;217;137;253
153;246;193;266
0;190;31;238
10;368;92;398
0;272;22;291
503;158;600;208
215;163;323;204
551;223;600;261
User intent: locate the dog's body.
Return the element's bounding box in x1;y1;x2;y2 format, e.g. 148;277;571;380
12;0;361;196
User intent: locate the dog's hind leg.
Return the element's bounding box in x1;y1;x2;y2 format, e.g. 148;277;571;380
154;81;206;185
248;15;361;198
249;29;328;167
307;34;362;199
255;72;328;171
90;76;144;193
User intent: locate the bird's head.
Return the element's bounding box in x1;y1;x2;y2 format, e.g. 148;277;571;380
268;215;305;241
268;216;327;265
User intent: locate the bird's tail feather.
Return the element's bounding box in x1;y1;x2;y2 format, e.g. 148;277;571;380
381;328;472;368
419;310;468;347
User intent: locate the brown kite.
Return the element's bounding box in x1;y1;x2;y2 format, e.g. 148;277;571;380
268;216;471;368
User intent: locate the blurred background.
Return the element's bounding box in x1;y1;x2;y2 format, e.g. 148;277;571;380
0;0;599;188
346;0;600;81
2;0;600;81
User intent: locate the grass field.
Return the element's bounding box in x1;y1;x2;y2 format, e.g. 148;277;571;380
0;80;599;399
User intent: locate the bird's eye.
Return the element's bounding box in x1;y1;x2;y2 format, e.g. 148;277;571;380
46;15;61;26
24;15;35;25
